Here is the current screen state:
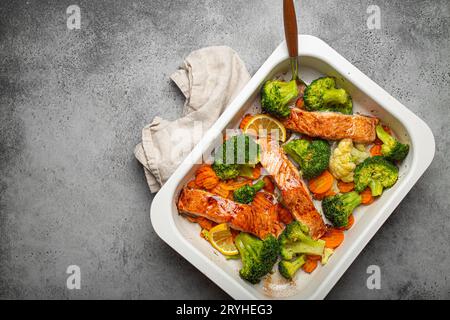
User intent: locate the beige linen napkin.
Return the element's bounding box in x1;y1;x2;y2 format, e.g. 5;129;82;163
134;46;250;192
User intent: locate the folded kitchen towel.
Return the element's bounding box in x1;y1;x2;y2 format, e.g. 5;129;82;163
134;46;251;193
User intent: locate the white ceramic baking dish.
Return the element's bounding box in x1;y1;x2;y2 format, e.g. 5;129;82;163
150;35;435;299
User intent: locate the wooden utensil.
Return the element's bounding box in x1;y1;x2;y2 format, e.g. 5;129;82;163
283;0;305;85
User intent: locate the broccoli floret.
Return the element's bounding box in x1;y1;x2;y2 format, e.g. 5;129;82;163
303;77;353;114
354;156;399;196
376;125;409;161
261;79;299;118
278;255;306;280
212;134;260;180
279;221;325;260
211;162;240;180
233;180;265;204
322;192;362;227
234;233;279;284
283;138;331;179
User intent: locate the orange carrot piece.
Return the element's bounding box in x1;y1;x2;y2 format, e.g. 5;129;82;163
313;189;336;201
196;217;217;231
337;214;355;231
184;215;216;231
277;204;294;225
302;257;318;273
307;254;322;261
239;114;253;130
309;170;334;194
187;180;199;189
222;179;251;191
195;165;220;190
360;188;374;205
184;215;197;223
337;181;355;193
370;144;382;157
262;176;275;194
321;228;345;249
210;182;230;199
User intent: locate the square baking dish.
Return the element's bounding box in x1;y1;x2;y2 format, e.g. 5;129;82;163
149;35;435;299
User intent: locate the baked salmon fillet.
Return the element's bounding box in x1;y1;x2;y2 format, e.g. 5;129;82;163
282;108;379;143
177;188;283;239
258;138;326;239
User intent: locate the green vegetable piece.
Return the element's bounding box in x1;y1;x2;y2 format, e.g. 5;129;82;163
376;125;409;161
354;156;399;196
212;134;260;180
261;79;299;118
234;233;279;284
321;248;334;265
278;255;306;280
279;221;325;260
283;138;331;179
233;180;265;204
303;77;353;114
322;191;362;228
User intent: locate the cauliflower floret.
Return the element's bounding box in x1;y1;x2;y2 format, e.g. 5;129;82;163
329;139;369;182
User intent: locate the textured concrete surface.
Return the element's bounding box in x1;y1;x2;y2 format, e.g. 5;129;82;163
0;0;449;299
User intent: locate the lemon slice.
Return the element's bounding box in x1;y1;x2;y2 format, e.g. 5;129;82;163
243;114;287;142
209;223;239;256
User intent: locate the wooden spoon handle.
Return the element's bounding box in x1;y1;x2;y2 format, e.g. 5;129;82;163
283;0;298;58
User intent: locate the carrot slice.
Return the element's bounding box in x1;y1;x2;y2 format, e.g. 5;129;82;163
337;181;355;193
187;180;199;189
360;188;374;205
321;228;345;249
370;144;382;157
239;114;253;130
337;214;354;231
313;189;336;201
210;182;230;199
306;254;322;261
262;176;275;194
302;257;318;273
222;179;251;191
196;217;217;231
184;215;217;231
195;165;219;190
309;170;334;194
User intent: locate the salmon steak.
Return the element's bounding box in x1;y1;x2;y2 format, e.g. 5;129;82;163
258;138;326;239
282;108;379;143
177;188;283;239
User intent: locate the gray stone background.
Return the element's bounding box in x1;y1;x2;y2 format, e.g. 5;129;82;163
1;0;449;299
